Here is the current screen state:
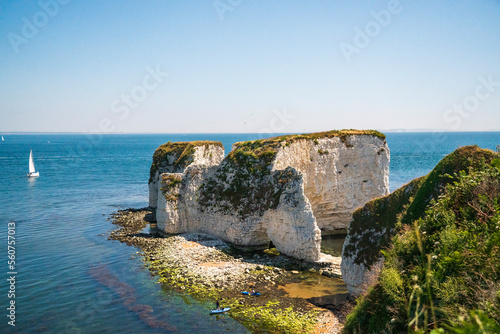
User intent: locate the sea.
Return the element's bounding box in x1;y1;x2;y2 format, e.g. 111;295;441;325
0;132;499;333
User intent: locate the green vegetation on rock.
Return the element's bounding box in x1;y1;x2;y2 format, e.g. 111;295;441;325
160;174;182;201
149;141;223;182
199;164;299;219
343;146;500;333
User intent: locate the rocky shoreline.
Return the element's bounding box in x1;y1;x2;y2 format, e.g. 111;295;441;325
109;208;352;333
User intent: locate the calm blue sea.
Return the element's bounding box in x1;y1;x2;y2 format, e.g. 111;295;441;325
0;132;499;333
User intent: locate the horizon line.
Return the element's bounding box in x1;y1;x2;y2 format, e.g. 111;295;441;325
1;129;500;135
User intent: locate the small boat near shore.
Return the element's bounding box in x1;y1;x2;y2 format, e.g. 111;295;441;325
27;150;39;177
242;291;261;296
210;307;230;314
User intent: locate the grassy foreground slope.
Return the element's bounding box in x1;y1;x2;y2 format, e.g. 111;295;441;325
344;146;500;333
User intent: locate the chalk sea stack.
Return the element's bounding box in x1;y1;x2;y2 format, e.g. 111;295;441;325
149;130;389;262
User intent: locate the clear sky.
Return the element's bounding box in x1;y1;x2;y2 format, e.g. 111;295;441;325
1;0;499;133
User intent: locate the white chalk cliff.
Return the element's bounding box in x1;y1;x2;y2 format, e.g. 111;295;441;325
149;130;390;262
149;141;225;208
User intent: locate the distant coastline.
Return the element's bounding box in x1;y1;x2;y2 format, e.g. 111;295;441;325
2;130;500;135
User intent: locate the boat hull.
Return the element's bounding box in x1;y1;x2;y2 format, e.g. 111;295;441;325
210;307;230;314
27;172;39;177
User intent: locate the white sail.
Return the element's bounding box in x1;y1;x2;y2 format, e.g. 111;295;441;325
29;150;36;174
1;136;4;141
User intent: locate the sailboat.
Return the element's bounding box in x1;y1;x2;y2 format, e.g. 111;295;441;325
1;136;4;141
27;150;39;177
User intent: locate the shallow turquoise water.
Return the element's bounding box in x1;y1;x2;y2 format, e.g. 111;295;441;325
0;132;498;333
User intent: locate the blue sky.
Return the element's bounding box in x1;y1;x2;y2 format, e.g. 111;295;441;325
1;0;499;133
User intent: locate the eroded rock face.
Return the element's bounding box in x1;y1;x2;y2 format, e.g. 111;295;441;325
340;248;384;296
273;135;389;234
148;141;225;208
149;130;389;262
263;168;322;261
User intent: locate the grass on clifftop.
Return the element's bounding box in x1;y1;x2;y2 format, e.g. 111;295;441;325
149;141;223;182
343;146;500;333
228;129;385;169
233;129;385;150
401;145;496;226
